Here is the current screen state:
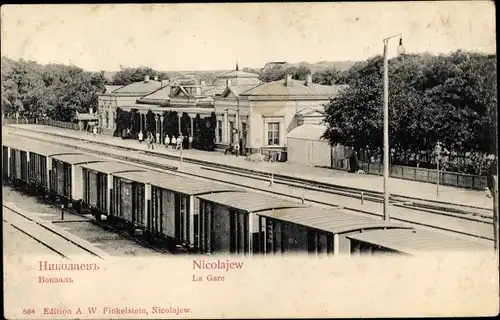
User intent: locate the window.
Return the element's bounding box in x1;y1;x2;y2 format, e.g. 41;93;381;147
217;120;223;143
267;122;280;145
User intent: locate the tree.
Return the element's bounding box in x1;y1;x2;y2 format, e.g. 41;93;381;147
1;59;106;121
111;67;169;86
258;65;311;82
180;113;191;149
146;110;156;134
312;68;341;85
322;50;497;175
193;114;202;149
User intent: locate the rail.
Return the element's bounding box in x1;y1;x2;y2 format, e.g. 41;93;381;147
5;126;495;242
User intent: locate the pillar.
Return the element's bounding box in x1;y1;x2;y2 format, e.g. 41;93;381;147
224;110;229;144
189;195;195;245
178;114;182;134
333;233;340;255
190;116;194;137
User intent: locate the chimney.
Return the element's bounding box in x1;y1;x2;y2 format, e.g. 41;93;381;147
144;75;150;82
154;75;159;81
305;74;312;85
285;74;293;87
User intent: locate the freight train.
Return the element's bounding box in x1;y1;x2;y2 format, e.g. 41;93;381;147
2;134;489;256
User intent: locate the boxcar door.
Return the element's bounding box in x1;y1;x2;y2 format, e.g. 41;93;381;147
120;179;133;223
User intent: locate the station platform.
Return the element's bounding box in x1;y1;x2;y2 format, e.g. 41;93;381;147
4;124;494;210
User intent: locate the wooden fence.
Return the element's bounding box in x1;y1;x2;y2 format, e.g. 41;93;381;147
355;162;487;190
2;117;80;130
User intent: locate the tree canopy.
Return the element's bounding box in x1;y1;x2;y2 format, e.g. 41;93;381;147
322;50;497;174
1;57;106;121
258;65;311;82
111;67;169;85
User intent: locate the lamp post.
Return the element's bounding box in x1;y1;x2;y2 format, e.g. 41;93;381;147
160;115;164;145
382;33;405;221
236;96;241;156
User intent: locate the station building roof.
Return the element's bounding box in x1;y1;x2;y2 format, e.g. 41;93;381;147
258;207;410;235
81;161;146;174
347;229;490;255
51;153;105;165
198;191;306;213
113;170;240;196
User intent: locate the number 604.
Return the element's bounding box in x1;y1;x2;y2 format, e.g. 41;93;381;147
23;309;35;315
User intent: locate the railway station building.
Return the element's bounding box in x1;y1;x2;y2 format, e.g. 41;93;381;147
214;74;347;154
97;76;164;133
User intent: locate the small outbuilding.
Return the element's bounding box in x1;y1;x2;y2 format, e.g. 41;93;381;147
286;124;331;167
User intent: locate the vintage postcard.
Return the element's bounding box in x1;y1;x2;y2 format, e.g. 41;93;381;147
1;2;498;319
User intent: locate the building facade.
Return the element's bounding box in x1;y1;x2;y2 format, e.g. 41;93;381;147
97;76;163;131
214;74;346;154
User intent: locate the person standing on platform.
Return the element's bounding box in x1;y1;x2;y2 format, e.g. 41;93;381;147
188;136;193;149
156;132;160;145
92;126;97;137
165;135;170;149
171;136;177;150
145;132;151;149
138;131;144;144
234;142;240;158
177;134;184;150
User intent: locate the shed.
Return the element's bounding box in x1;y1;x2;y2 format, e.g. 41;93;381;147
286;124;331;167
347;229;491;256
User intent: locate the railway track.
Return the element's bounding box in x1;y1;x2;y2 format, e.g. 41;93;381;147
3;204;108;259
5;126;495;242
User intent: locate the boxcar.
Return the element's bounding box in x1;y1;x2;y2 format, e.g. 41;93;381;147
81;161;146;217
197;191;306;255
257;207;410;256
347;229;491;256
26;141;76;192
112;170;240;248
146;173;239;248
50;153;105;206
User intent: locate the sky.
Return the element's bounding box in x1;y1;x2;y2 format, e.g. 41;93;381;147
0;2;496;71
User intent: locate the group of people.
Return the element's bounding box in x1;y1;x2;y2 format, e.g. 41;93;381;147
137;131;193;150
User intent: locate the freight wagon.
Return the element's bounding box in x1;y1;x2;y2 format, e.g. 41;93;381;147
111;170;240;250
49;153;105;209
81;161;146;219
197;191;306;255
257;207;410;256
347;229;491;256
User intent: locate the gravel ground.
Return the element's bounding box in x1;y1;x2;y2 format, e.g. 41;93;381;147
3;186;168;257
